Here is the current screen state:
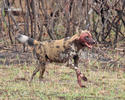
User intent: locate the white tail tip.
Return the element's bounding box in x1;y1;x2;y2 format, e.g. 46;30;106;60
16;34;29;43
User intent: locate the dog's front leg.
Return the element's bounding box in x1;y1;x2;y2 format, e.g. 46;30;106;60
75;68;87;87
73;55;87;87
67;55;87;87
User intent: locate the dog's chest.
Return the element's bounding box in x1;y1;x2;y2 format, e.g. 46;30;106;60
58;47;76;62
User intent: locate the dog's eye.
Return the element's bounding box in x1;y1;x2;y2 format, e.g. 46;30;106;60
85;36;89;39
84;36;90;41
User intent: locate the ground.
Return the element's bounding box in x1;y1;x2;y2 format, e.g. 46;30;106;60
0;63;125;100
0;44;125;100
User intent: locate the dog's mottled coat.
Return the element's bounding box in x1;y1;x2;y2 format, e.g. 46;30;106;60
16;30;95;87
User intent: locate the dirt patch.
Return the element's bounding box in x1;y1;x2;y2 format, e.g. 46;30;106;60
0;50;34;65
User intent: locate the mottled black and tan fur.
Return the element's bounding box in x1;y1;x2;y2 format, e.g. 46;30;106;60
16;30;95;87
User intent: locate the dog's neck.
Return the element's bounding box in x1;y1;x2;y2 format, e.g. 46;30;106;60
73;39;86;51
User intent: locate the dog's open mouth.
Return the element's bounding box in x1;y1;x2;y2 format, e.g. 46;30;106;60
84;39;96;49
85;42;93;49
80;42;93;49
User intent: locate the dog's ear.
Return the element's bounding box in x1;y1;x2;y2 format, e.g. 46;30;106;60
76;27;80;34
77;29;88;36
75;27;89;36
79;30;92;37
76;27;83;35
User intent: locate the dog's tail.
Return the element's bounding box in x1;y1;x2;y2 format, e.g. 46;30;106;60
16;34;39;46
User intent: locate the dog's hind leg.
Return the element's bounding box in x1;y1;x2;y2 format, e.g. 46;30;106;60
29;65;40;83
39;63;46;81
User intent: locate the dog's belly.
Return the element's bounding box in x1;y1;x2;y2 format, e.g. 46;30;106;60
47;47;77;63
48;51;70;63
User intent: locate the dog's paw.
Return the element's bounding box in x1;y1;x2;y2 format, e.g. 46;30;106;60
39;77;44;81
80;85;86;88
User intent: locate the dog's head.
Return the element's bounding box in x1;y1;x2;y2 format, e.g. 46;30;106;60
78;30;95;49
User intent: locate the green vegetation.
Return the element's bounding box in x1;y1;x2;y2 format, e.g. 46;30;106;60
0;62;125;100
0;0;124;99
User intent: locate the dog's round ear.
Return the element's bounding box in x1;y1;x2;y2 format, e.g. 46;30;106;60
80;30;92;37
76;27;80;34
78;29;88;35
76;27;84;34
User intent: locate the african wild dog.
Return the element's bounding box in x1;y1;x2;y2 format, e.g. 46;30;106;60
16;30;95;87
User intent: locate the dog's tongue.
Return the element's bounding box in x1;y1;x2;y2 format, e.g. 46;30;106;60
85;42;92;49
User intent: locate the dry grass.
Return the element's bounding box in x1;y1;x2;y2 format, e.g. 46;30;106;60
0;62;125;100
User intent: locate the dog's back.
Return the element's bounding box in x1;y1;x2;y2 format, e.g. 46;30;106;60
16;34;76;62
